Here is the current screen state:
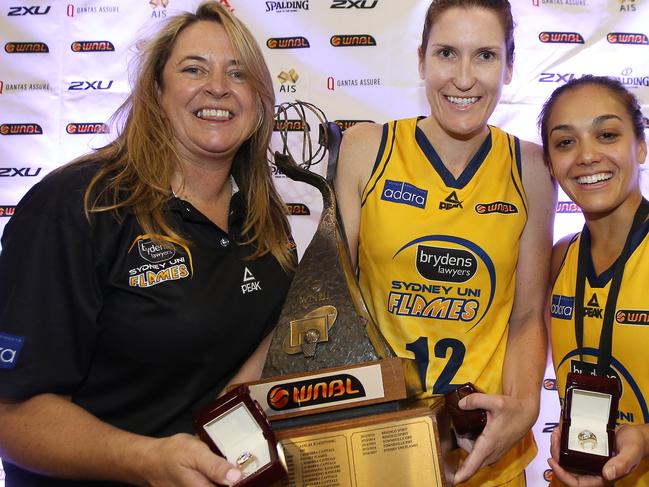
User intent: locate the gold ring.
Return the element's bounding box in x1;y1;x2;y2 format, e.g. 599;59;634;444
577;429;597;449
236;451;255;467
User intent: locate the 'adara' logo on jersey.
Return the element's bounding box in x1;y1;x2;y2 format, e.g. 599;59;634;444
551;294;574;320
585;293;603;319
381;180;427;209
439;191;462;210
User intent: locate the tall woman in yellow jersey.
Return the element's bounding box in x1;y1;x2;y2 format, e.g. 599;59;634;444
541;76;649;486
335;1;556;485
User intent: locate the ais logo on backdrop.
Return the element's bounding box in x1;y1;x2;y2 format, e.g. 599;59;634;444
267;374;365;411
276;69;299;93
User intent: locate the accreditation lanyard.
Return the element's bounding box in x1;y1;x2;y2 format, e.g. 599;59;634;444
574;198;649;377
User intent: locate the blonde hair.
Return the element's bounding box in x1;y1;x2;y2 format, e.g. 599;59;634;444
76;1;294;270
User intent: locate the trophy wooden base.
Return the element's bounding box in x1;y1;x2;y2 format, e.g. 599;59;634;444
271;398;454;487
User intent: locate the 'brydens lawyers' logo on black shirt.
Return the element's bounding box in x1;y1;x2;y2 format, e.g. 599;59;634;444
266;36;310;49
267;374;365;411
475;201;518;214
538;32;584;44
128;235;193;288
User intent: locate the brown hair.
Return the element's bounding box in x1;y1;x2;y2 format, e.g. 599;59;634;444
420;0;515;66
75;1;294;270
538;75;646;165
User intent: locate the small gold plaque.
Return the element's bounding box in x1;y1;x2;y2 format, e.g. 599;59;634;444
275;417;442;487
283;305;337;355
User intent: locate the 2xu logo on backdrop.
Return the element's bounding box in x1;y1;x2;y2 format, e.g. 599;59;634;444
7;6;51;16
330;0;378;7
69;80;114;91
0;167;42;177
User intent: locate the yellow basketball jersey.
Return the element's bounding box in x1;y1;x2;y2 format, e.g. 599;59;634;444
358;118;535;485
551;228;649;486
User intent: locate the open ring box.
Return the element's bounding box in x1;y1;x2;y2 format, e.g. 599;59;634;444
444;382;487;441
193;384;288;486
559;372;621;475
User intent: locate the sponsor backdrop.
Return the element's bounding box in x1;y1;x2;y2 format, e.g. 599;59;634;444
0;0;647;484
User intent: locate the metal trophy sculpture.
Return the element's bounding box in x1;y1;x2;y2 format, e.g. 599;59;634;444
244;101;454;487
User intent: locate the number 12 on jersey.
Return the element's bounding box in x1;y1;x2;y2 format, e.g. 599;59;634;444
406;336;466;394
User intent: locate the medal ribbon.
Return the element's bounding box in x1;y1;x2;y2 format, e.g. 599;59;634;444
574;197;649;377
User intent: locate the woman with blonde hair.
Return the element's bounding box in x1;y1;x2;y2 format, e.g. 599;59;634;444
0;2;294;486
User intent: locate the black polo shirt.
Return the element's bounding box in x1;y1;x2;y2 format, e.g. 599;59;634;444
0;162;293;486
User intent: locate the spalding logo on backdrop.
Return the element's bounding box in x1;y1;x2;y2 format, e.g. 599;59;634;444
381;179;427;209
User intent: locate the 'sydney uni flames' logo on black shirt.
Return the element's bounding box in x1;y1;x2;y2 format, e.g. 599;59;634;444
538;32;584;44
128;235;193;288
267;374;366;410
475;201;518;214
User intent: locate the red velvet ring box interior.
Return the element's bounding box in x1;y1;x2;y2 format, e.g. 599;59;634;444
444;382;487;440
559;372;621;476
193;384;288;486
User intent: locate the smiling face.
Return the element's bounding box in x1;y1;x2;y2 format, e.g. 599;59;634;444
546;84;647;216
159;20;258;168
418;7;512;141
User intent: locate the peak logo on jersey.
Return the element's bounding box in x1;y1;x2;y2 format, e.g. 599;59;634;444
381;180;427;209
334;119;373;131
8;6;51;16
551;294;574;320
616;309;649;325
4;42;49;53
267;36;310;49
0;123;42;135
267;374;365;411
66;123;109;134
439;191;462;210
0;332;24;369
585;293;603;318
538;32;584;44
331;0;378;7
416;245;477;283
287;203;310;215
273;119;309;132
475;201;518;215
71;41;115;52
330;35;376;47
607;32;648;45
242;267;262;294
128;235;193;288
543;378;557;391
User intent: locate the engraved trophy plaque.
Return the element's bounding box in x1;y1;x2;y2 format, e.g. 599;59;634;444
244;102;454;487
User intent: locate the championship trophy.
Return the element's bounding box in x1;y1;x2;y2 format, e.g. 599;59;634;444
249;101;454;486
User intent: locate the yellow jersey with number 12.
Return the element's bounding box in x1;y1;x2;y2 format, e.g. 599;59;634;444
358;117;535;486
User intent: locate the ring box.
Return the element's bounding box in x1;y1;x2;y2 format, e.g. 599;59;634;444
444;382;487;440
193;385;288;486
559;372;621;475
